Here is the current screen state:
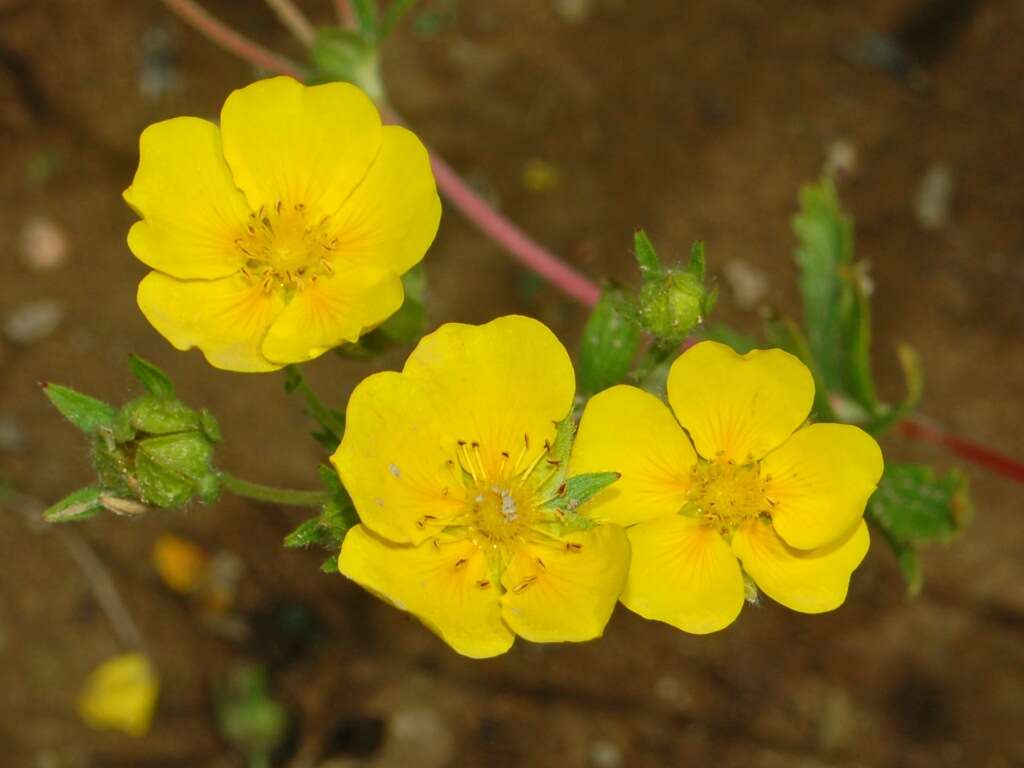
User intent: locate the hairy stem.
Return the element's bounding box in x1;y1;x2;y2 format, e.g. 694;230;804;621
161;0;304;77
265;0;317;47
220;472;328;507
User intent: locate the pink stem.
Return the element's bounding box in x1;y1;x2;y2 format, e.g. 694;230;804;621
333;0;356;27
162;2;1024;486
160;0;304;78
426;148;602;307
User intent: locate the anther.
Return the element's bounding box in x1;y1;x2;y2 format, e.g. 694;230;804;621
512;576;537;593
565;542;583;552
476;579;491;589
454;557;468;570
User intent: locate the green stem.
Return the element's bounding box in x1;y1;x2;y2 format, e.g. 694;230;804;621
219;472;327;507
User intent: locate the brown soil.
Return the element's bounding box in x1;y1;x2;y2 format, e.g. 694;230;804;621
2;0;1023;766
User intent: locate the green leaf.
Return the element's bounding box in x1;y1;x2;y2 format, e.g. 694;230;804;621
380;0;419;38
687;240;706;282
309;27;382;100
868;463;971;546
837;262;877;412
791;177;853;400
578;288;641;396
350;0;380;40
867;344;924;435
544;471;620;514
284;367;345;451
633;229;662;280
378;266;427;344
128;355;175;398
42;383;116;434
43;485;104;523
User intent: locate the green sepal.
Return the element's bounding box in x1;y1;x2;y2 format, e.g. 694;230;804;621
43;485;104;523
543;471;620;515
128;355;175;398
199;409;223;443
578;287;641;396
118;394;200;436
633;229;663;280
284;466;357;552
41;383;116;435
134;433;217;509
635;238;715;345
320;556;340;574
533;413;575;501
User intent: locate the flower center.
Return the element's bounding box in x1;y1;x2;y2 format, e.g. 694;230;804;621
470;484;535;543
235;201;338;293
687;457;772;534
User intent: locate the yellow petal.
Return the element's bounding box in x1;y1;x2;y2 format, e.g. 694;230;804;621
220;76;382;217
621;515;744;634
124;117;250;279
761;423;883;550
570;385;696;527
76;652;159;737
339;525;515;658
330;125;441;275
499;525;630;643
260;265;403;364
666;341;814;463
333;372;463;545
401;315;575;479
137;272;285;372
732;517;870;613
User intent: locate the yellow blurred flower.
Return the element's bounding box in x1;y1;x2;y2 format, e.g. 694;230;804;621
77;652;159;737
571;341;883;634
152;533;208;594
332;315;630;658
124;76;441;372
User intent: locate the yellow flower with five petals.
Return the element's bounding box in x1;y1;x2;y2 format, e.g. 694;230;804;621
332;315;630;658
570;341;883;634
124;76;440;372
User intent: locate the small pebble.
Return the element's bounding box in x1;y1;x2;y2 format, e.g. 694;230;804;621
914;163;954;230
553;0;596;24
0;416;25;452
4;300;64;344
589;739;622;768
722;258;769;310
19;215;68;271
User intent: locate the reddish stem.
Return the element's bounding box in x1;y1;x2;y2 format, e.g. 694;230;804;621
334;0;356;28
160;0;304;78
162;1;1024;486
425;147;602;307
899;417;1024;483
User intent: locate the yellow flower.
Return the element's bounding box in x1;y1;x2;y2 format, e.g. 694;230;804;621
124;76;441;372
332;315;630;658
570;341;883;634
77;652;159;737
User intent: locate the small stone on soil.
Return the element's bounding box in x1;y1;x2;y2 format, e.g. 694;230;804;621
3;300;64;344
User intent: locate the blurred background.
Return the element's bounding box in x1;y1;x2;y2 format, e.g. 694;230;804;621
1;0;1023;766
